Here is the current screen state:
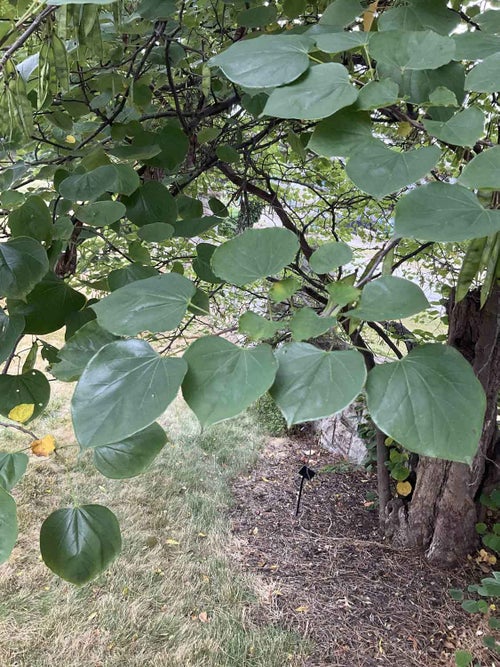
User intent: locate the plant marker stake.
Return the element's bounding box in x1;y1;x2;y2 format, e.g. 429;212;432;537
295;465;316;516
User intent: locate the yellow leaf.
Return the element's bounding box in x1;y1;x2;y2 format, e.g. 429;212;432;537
165;538;179;546
363;1;378;32
397;121;412;137
30;434;56;457
65;134;76;144
396;481;412;497
8;403;34;423
198;532;207;538
295;605;309;613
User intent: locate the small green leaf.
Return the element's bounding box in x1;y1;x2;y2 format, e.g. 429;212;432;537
59;166;120;201
182;336;277;427
40;505;121;585
270;343;366;426
108;264;159;291
137;223;174;242
458;145;500;190
209;34;313;88
237;5;277;27
208;197;228;218
346;276;429;321
289;308;336;342
123;181;177;226
0;487;17;564
7;272;86;334
319;0;363;26
177;195;203;219
92;273;196;336
238;312;281;341
395;182;500;242
72;339;187;448
51;320;120;382
308;108;373;158
193;244;223;284
356;79;399;110
263;63;358;120
188;287;210;315
369;30;455;71
423;107;485;147
326;281;361;307
269;276;301;302
377;0;459;34
428;86;458;107
366;344;486;463
76;201;126;227
453;32;500;61
216;145;240;163
448;588;464;601
315;31;370;54
211;228;299;286
0;453;28;492
283;0;305;19
465;53;500;93
0;237;48;300
309;241;353;273
93;423;167;479
454;650;473;667
172;216;221;238
346;142;441;198
8;195;52;244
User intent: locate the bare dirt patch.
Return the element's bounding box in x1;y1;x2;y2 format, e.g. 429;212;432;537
230;437;496;667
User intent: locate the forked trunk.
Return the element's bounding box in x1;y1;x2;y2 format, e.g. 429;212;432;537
385;286;500;567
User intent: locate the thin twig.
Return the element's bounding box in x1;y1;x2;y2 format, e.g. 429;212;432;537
368;321;404;359
0;421;38;440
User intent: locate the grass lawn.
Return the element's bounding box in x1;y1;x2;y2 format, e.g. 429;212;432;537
0;372;307;667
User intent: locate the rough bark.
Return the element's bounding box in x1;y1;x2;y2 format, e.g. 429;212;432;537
386;286;500;567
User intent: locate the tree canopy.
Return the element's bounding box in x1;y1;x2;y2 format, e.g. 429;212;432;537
0;0;499;582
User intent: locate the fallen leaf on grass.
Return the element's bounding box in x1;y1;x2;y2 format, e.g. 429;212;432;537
165;538;179;546
30;434;56;457
295;605;309;613
198;611;209;623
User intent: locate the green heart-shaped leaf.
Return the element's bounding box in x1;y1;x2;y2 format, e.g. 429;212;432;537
346;276;430;321
0;238;48;299
182;336;277;427
263;63;358;120
93;423;167;479
270;343;366;426
72;339;187;448
395;182;500;242
209;34;313;88
211;228;299;286
366;344;485;463
346;142;441;198
92;273;196;336
40;505;121;585
309;241;353;273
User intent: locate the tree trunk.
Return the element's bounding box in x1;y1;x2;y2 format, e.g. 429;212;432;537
386;286;500;567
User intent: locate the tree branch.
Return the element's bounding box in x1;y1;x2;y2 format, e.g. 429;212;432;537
0;5;56;74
